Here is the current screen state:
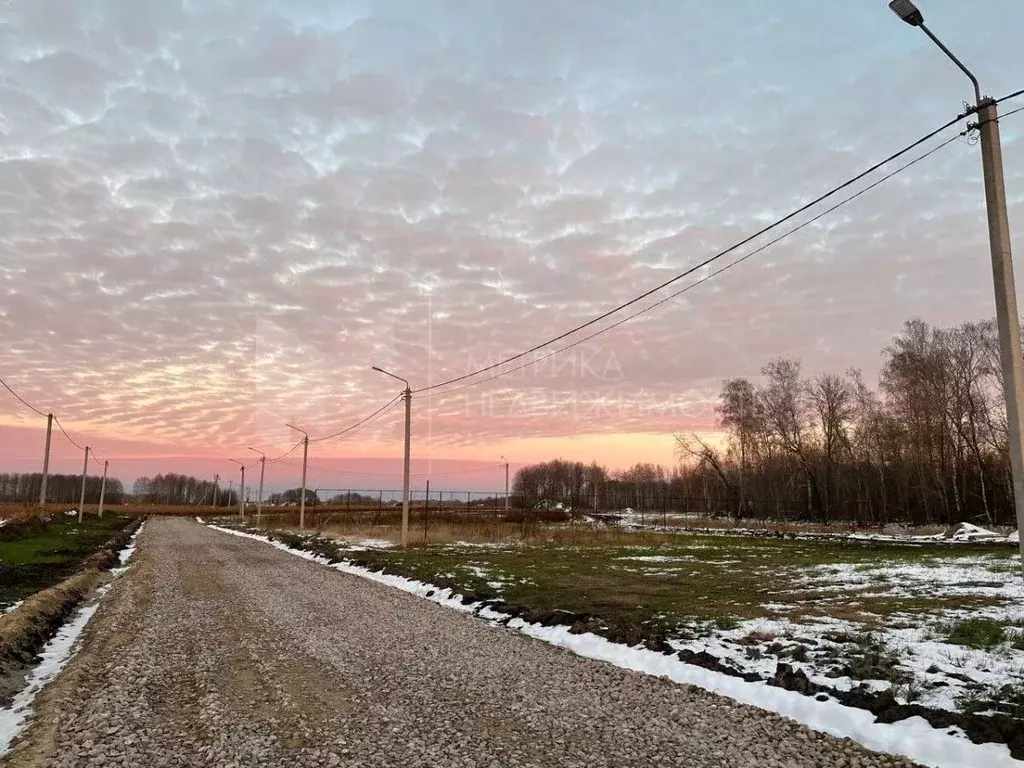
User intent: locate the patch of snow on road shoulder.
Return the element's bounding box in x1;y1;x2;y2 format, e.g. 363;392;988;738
110;522;146;578
205;523;1022;768
0;603;100;754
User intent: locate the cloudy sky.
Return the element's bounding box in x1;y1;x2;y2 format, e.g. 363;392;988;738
0;0;1022;492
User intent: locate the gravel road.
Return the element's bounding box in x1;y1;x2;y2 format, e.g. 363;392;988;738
2;518;919;768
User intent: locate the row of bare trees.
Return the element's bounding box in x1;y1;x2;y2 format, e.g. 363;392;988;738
132;473;237;507
509;318;1015;527
680;317;1014;526
0;472;126;505
510;459;689;511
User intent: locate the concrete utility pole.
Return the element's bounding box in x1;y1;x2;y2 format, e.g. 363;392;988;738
77;446;90;523
372;367;412;548
501;455;510;514
249;448;266;525
890;0;1024;564
286;424;310;530
230;459;246;518
213;474;220;508
39;413;53;508
98;461;108;517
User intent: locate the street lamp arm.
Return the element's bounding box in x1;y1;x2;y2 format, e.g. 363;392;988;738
371;365;410;390
919;23;981;104
285;423;309;438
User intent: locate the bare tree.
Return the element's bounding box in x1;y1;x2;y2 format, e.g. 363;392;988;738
808;372;855;519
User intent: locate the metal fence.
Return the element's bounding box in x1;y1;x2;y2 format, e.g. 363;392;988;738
311;488;508;513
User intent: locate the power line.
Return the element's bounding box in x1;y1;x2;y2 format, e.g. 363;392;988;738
412;108;975;395
424;129;967;398
0;376;107;465
52;416;86;452
0;376;47;417
276;458;504;478
309;395;404;444
266;439;304;464
995;88;1024;106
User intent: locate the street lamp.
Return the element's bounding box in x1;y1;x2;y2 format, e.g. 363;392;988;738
500;455;510;514
372;366;412;548
248;447;266;525
890;0;1024;564
286;424;309;530
229;459;246;518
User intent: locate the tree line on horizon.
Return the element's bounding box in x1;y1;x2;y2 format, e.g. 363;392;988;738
513;317;1018;528
0;472;126;506
133;474;238;507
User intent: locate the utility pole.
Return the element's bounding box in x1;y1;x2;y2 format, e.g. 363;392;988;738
39;413;53;508
230;459;246;518
890;0;1024;565
77;446;90;523
372;366;412;547
98;461;108;517
213;474;220;508
249;448;266;525
287;424;310;530
501;455;510;514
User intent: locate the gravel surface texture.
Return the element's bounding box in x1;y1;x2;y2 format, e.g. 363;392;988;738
2;517;921;767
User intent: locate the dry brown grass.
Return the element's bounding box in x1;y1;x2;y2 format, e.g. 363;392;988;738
0;502;225;519
0;503;49;522
0;569;101;673
737;629;778;646
265;514;683;548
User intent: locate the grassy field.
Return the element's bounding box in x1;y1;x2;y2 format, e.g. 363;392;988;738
0;514;134;610
335;533;1017;639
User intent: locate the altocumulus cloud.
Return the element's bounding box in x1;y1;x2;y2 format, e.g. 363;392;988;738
0;0;1022;454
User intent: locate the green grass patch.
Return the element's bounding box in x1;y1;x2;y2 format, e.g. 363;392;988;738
959;682;1024;718
327;532;1013;645
944;618;1008;650
0;514;132;608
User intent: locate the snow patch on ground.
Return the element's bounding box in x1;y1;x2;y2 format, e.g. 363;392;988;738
949;523;1005;542
206;523;1022;768
345;538;396;551
109;522;146;578
617;555;695;563
0;602;100;754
